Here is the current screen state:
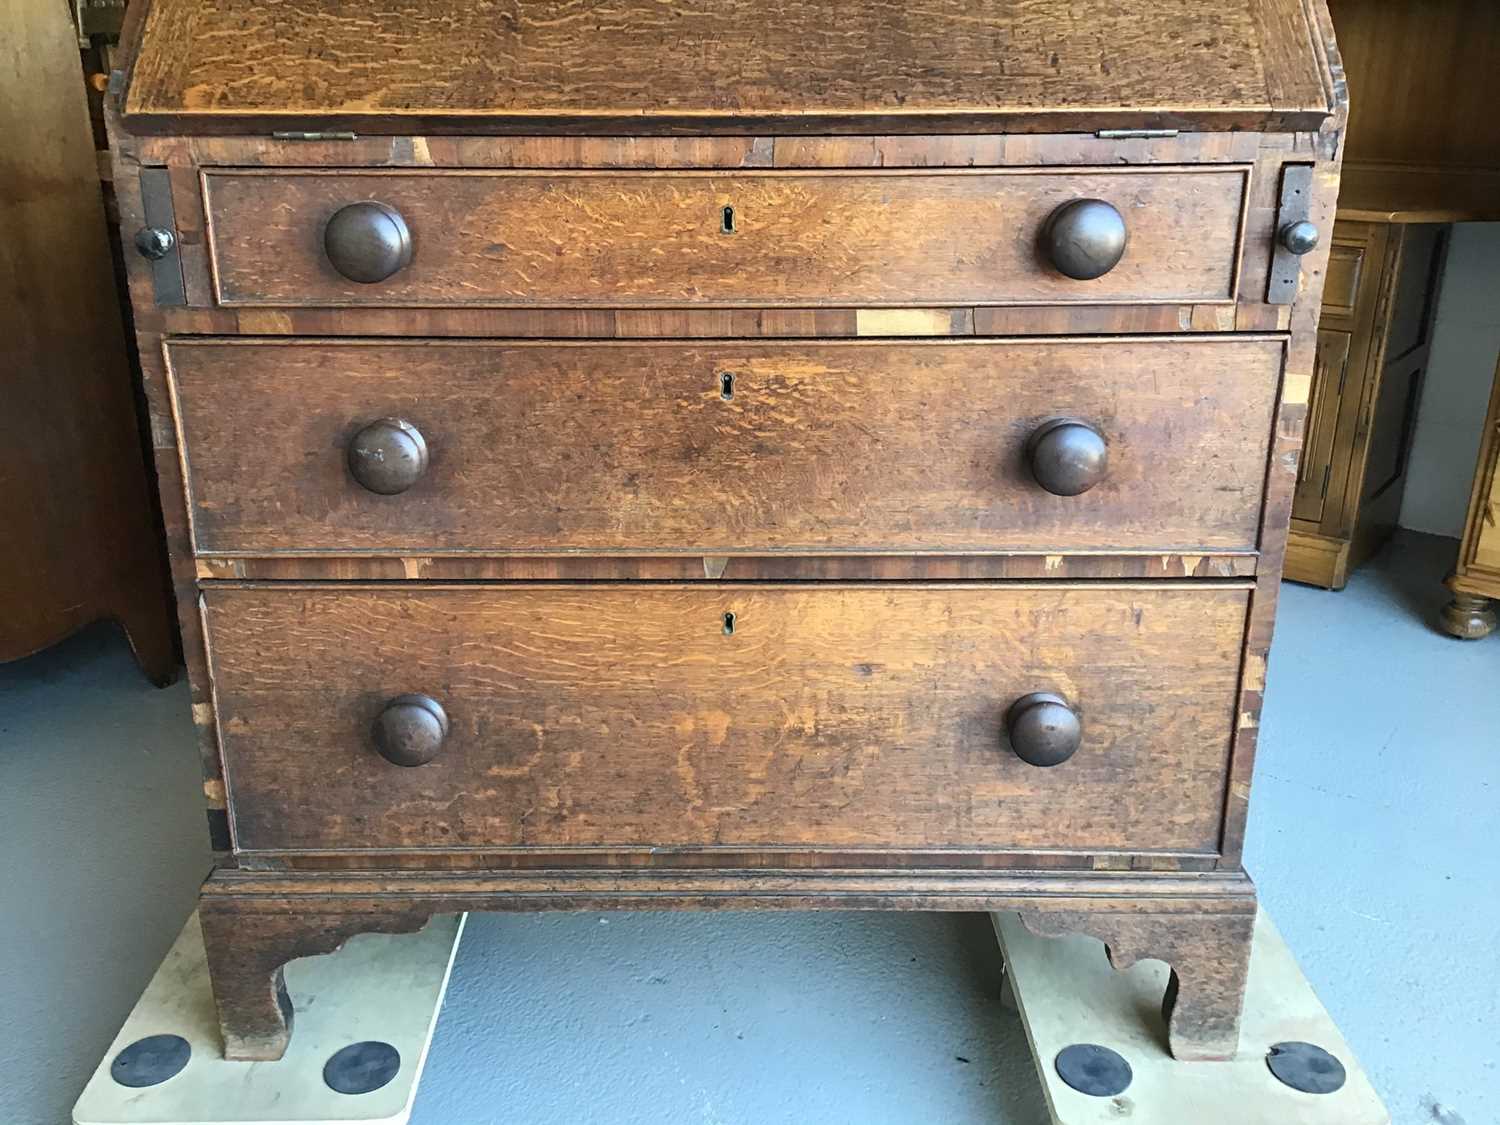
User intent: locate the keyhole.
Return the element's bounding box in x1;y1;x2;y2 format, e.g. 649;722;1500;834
722;612;736;636
721;205;736;234
720;372;735;400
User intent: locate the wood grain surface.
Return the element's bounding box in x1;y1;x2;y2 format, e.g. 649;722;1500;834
102;130;1346;873
203;583;1250;855
121;0;1335;135
0;0;175;682
193;554;1261;585
168;337;1283;556
197;865;1256;1061
102;0;1351;1064
200;168;1249;308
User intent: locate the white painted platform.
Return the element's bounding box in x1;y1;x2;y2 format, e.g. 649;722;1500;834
992;908;1390;1124
73;912;464;1125
70;898;1391;1123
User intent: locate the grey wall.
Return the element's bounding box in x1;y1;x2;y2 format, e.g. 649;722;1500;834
1398;222;1500;537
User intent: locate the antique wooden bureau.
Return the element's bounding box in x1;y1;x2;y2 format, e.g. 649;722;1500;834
107;0;1346;1064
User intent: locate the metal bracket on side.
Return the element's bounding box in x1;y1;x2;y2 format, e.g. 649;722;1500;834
137;167;186;307
1266;164;1315;306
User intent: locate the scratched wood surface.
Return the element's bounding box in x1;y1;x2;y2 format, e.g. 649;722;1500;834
104;0;1352;1064
203;583;1250;854
200;168;1249;308
168;337;1283;556
101;130;1330;856
120;0;1334;135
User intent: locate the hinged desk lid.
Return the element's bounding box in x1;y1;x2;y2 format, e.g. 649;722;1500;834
121;0;1339;135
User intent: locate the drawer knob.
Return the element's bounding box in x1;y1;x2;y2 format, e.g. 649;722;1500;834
1026;418;1109;496
1006;692;1082;767
133;226;176;260
347;418;429;495
1279;220;1320;256
1042;199;1128;280
373;694;449;767
324;201;413;284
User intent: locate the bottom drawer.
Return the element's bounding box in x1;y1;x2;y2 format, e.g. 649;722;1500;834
203;584;1249;856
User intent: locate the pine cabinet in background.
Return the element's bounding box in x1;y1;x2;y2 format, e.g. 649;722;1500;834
1284;219;1445;588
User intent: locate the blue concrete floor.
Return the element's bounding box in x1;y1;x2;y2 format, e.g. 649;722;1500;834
2;531;1495;1124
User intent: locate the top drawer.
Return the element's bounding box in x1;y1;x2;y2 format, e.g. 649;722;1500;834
201;167;1249;308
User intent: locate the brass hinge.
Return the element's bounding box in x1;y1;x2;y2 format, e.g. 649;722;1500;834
1095;128;1179;139
271;130;359;142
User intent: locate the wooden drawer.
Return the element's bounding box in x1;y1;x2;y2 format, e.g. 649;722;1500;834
167;337;1283;557
200;167;1249;308
204;583;1249;856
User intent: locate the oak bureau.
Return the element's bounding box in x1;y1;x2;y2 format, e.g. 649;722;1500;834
107;0;1347;1063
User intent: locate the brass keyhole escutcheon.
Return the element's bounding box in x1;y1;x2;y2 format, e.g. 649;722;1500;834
723;612;736;636
721;205;737;234
720;371;735;400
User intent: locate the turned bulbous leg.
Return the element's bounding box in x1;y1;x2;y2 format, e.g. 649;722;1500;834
1439;592;1497;640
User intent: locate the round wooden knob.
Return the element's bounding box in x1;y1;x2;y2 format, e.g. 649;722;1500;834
347;418;429;495
1006;692;1082;767
324;201;412;283
1042;199;1128;280
1279;220;1320;256
134;226;176;260
1026;418;1109;496
372;694;449;767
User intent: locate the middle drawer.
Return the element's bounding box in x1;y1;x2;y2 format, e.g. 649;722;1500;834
167;337;1283;556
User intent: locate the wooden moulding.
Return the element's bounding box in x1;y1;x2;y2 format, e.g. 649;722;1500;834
141;303;1291;340
239;850;1225;874
193;554;1261;583
199;867;1256;1061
